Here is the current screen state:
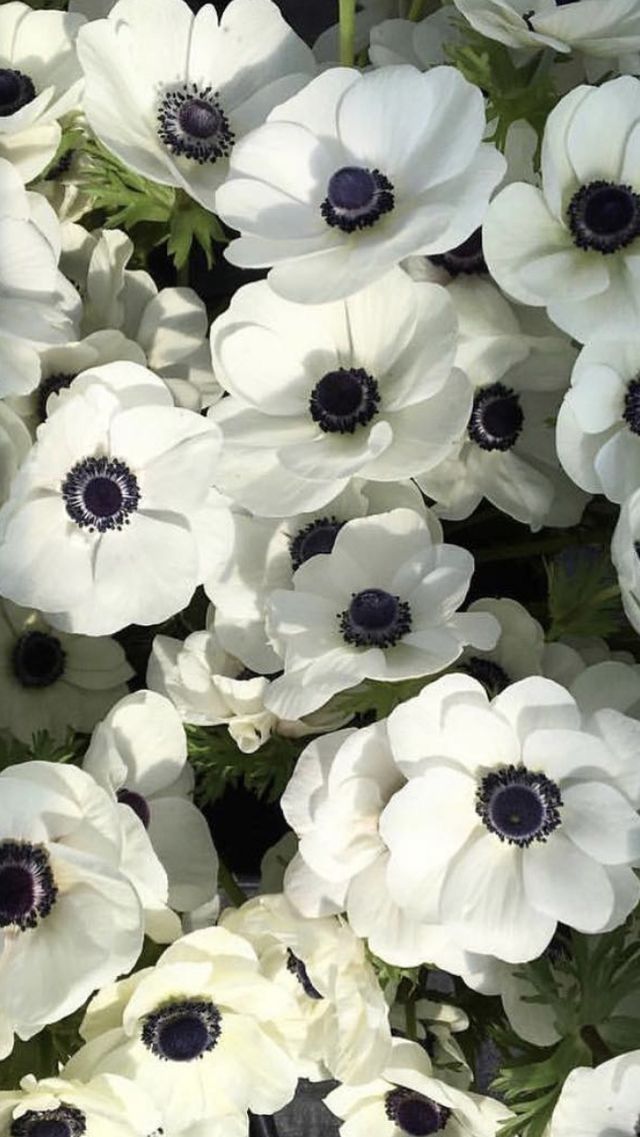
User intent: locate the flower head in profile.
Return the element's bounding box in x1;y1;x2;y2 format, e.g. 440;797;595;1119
77;0;316;212
264;508;498;720
0;363;223;636
484;76;640;342
216;64;505;303
452;0;640;58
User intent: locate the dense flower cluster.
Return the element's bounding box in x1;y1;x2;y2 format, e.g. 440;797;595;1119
1;1;640;1136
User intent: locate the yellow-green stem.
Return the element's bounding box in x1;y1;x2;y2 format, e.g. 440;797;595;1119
339;0;357;65
218;859;248;907
408;0;428;20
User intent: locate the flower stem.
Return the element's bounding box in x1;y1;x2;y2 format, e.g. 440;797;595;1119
339;0;357;65
218;858;248;907
408;0;428;20
580;1025;612;1066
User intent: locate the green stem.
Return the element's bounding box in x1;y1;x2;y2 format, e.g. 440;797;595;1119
338;0;357;66
218;859;248;908
408;0;428;20
580;1025;612;1067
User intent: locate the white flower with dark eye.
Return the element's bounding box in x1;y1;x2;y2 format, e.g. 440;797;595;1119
556;337;640;504
484;76;640;342
458;597;546;697
0;161;80;398
264;508;499;720
0;1072;161;1137
221;892;393;1084
65;926;299;1136
415;278;587;530
452;0;640;57
0;364;223;636
548;1050;640;1137
324;1037;511;1137
380;674;640;963
210;272;471;516
60;225;221;411
0;2;85;181
203;480;438;674
83;690;219;921
147;623;279;754
612;487;640;638
216;64;506;304
0;760;142;1056
0;597;132;744
77;0;316;213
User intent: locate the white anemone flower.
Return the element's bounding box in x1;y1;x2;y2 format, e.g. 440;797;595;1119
221;892;393;1084
147;624;279;755
61;224;221;411
416;278;587;530
0;760;142;1056
264;508;499;720
548;1050;640;1137
10;330;147;435
483;76;640;342
612;487;640;637
380;674;640;963
556;337;640;504
65;926;300;1136
0;1072;161;1137
387;998;472;1088
0;160;80;397
281;723;487;971
452;0;640;57
203;480;437;674
77;0;316;213
457;597;546;695
0;597;132;744
209;271;472;516
369;8;463;69
324;1037;511;1137
83;690;219;917
0;3;85;181
0;363;223;636
216;64;506;304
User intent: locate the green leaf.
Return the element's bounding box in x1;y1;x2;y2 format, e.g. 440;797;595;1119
545;544;623;640
0;1032;58;1089
188;725;304;806
167;191;227;271
597;1015;640;1053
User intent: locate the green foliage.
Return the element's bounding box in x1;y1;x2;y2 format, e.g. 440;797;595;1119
444;22;558;155
71;138;227;270
187;725;304;806
0;1008;84;1089
0;728;85;772
545;544;623;640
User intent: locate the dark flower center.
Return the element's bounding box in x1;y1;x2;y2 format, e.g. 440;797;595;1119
468;383;524;451
10;1106;86;1137
11;630;66;689
157;83;234;164
0;840;58;931
37;372;75;423
321;165;394;233
462;656;510;697
428;227;487;277
624;377;640;434
117;788;151;829
567;181;640;255
61;455;140;533
290;516;345;570
0;68;36;116
385;1088;451;1137
141;999;221;1061
338;588;412;648
476;764;563;846
309;367;380;434
286;948;323;999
